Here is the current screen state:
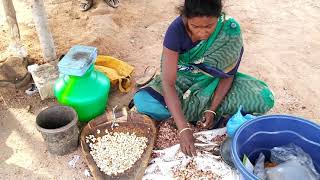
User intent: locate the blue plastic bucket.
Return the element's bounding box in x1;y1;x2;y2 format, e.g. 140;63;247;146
231;115;320;179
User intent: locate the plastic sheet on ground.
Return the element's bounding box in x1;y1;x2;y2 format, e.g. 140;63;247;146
143;128;239;180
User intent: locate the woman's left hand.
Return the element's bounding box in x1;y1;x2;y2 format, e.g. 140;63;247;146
201;111;215;129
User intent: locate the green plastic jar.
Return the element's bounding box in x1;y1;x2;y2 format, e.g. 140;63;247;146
54;65;110;122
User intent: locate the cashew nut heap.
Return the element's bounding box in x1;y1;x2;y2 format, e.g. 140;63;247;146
86;130;148;176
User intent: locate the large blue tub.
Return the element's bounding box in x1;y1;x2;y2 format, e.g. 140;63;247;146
231;115;320;179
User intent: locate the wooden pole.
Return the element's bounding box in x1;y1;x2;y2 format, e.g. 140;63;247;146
2;0;21;43
31;0;57;62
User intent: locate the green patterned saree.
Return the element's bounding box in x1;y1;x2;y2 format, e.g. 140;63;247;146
143;15;274;122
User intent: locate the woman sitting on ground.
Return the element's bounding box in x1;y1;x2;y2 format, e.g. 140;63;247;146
132;0;274;156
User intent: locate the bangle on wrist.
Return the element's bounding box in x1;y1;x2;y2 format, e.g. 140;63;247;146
178;127;193;136
203;110;216;116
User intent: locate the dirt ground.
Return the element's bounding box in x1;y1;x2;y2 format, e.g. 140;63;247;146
0;0;320;179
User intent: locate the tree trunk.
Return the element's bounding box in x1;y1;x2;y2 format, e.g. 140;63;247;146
2;0;27;59
2;0;20;42
31;0;57;62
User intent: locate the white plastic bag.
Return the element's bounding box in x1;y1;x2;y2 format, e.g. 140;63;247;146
254;153;267;180
266;144;320;180
266;160;317;180
143;128;239;180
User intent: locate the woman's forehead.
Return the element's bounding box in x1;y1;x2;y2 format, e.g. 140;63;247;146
188;16;218;25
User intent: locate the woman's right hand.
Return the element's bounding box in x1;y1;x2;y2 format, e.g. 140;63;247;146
161;47;196;156
179;129;197;157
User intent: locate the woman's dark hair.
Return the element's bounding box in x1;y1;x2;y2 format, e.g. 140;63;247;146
179;0;222;18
